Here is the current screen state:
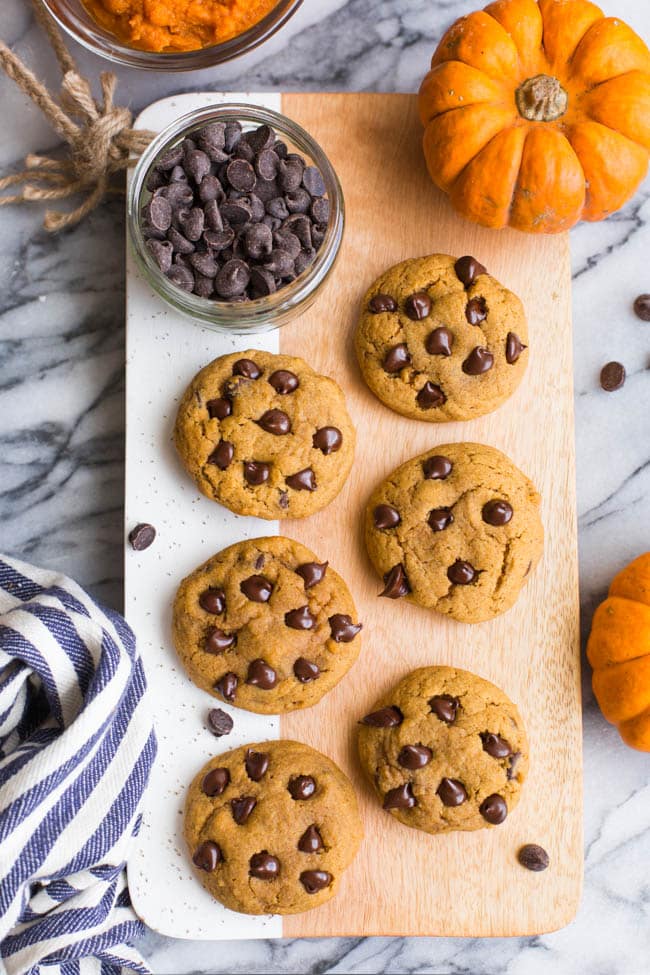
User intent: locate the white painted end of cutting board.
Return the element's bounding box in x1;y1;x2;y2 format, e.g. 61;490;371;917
125;92;283;941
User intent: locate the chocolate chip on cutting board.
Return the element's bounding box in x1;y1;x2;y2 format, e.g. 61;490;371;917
141;119;330;303
518;843;550;872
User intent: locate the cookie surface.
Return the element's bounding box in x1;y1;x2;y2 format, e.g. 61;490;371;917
174;350;355;519
185;739;363;915
358;666;528;834
173;536;362;713
355;254;528;421
365;442;543;623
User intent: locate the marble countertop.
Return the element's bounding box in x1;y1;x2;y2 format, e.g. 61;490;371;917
2;1;650;972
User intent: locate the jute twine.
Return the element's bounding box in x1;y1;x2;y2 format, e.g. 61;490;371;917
0;0;155;232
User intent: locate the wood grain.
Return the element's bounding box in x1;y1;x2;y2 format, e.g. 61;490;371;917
279;93;582;937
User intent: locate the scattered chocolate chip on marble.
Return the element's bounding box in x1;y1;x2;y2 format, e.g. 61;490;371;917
141;119;330;303
633;294;650;321
128;523;156;551
600;361;626;392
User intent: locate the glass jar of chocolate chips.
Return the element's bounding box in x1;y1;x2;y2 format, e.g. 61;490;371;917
128;103;344;333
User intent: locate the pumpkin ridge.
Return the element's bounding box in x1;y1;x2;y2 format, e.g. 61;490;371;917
419;63;513;123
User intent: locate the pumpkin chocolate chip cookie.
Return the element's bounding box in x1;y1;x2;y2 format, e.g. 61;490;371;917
355;254;528;421
358;666;528;834
365;442;543;623
185;740;363;915
173;536;362;713
173;350;355;519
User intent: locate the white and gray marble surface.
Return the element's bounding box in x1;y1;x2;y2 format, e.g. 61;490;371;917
2;1;650;972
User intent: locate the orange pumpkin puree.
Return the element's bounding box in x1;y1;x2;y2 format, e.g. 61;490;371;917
82;0;279;52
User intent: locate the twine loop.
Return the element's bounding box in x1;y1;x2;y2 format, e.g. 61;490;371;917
0;0;154;232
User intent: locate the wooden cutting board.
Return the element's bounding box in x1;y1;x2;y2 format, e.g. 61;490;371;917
126;92;581;940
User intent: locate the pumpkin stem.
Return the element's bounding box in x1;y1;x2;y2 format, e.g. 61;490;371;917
515;74;568;122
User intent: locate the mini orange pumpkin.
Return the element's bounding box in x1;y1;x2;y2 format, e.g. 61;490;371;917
418;0;650;233
587;553;650;751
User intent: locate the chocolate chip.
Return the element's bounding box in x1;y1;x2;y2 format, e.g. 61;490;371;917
300;869;332;893
166;264;194;292
143;195;172;234
240;575;273;602
295;562;328;589
373;504;401;529
193;841;222;872
506;332;527;363
518;844;550;872
286;468;316;491
298;824;324;853
243;461;270;486
156;145;183;170
429;694;459;724
422;455;453;480
199;588;226;614
250;268;277;297
246;659;277;689
480;732;513;758
633;294;650;321
198;175;223;204
249;851;280;880
207;708;233;737
215;672;238;702
302;165;326;196
293;657;320;682
286;187;312;214
361;705;403;727
185;149;211;184
160;182;193;209
480;794;508;824
247;124;275;153
285;605;316;630
205;628;236;654
244;222;273;260
383;783;416;809
454;255;486;287
128;523;156;551
224;120;242;152
505;754;522;785
146;238;173;273
310;197;330;223
264;247;294;276
437;778;467;806
234;357;261;379
288;775;316;800
313;427;342;454
226;158;257;192
215;259;250;298
482;500;513;526
329;614;362;643
383;343;412;373
398;744;433;769
207;397;232;420
428;507;454;532
256;408;291;435
268;369;299;394
369;293;397;314
189;251;219;278
202;767;230;797
463;347;494;375
405;291;432;320
380;563;410;599
208;440;234;470
273;227;302;256
231;796;256;825
255;148;279;181
178;207;205;242
416;382;446;409
245;749;269;781
600;361;626;392
447;560;477;585
425;327;453;356
465;296;488;325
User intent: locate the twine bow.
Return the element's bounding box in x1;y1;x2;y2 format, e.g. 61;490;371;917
0;0;154;232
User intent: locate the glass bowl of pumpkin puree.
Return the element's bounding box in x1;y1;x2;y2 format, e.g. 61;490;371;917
40;0;303;69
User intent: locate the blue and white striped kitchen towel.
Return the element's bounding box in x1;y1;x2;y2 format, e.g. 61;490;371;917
0;555;157;975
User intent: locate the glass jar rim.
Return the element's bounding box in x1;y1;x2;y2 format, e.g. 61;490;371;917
39;0;303;71
127;102;344;333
